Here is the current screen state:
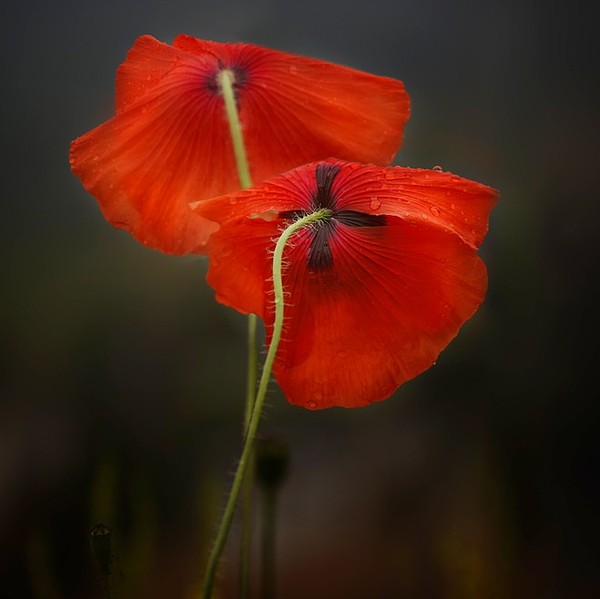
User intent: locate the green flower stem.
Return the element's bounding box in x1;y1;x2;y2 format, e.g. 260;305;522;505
244;313;259;424
202;209;332;599
217;69;257;421
218;70;252;189
218;68;257;598
239;314;257;599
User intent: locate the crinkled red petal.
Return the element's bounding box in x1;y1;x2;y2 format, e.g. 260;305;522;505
71;36;410;254
195;162;356;315
269;217;487;408
193;160;497;408
194;173;316;315
329;163;498;249
173;35;411;170
70;37;230;254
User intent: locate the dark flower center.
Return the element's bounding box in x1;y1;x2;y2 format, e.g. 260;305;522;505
279;163;387;270
205;63;248;94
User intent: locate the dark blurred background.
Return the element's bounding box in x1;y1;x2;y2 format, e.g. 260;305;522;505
2;0;598;597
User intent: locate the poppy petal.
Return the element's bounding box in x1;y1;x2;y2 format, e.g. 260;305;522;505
201;215;277;317
173;34;411;170
114;36;232;112
70;45;228;254
71;36;410;254
114;35;191;112
330;164;498;249
193;173;316;315
268;218;487;408
236;49;410;172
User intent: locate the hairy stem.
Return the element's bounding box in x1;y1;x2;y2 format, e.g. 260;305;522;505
202;210;331;598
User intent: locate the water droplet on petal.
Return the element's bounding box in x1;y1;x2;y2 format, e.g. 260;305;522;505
430;206;441;216
336;349;349;361
308;387;325;409
369;197;381;211
250;209;278;221
432;165;443;172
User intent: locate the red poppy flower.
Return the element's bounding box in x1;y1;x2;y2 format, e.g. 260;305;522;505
192;160;498;409
69;35;411;255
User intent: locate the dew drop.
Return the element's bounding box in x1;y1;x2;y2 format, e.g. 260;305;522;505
432;165;443;172
369;197;381;211
311;387;324;405
429;206;441;216
250;209;278;221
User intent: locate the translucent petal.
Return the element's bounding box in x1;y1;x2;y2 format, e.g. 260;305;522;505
268;218;488;408
71;37;410;254
194;160;497;408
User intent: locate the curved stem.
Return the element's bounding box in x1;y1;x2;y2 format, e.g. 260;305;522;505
202;209;331;598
